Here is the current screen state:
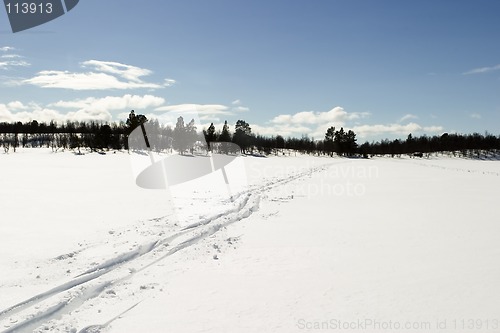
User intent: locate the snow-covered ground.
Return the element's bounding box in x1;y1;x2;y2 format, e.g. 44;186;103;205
1;149;499;332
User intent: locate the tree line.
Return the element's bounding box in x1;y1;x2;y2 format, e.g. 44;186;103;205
0;119;126;153
358;132;500;158
1;110;499;157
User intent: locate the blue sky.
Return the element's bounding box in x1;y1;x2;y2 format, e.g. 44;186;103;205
1;0;499;142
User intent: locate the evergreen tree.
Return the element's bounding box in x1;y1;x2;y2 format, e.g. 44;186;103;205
233;120;252;154
219;120;231;142
185;118;198;154
345;130;357;156
275;135;285;155
172;116;186;154
172;116;197;154
215;120;233;154
203;122;217;151
324;126;335;157
334;127;345;155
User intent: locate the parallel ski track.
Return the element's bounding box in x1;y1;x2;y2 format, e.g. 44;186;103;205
0;161;336;333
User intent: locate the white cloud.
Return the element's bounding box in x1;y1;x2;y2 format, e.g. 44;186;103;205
7;101;29;110
154;102;251;124
463;64;500;75
151;103;251;129
51;94;165;112
245;107;369;139
1;98;240;126
0;60;30;69
68;109;113;122
1;54;22;59
232;106;249;113
423;125;445;132
82;60;151;83
0;104;11;121
399;114;418;122
164;78;176;87
270;106;369;127
251;123;315;138
0;47;30;69
0;95;164;124
226;100;249;113
352;123;444;139
248;107;442;140
192;121;315;139
155;104;230;115
470;113;482;119
199;115;221;122
22;70;161;90
20;60;170;90
0;102;107;123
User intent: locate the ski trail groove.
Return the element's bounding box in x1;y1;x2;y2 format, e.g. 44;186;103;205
77;301;141;333
0;161;335;333
1;281;112;333
0;194;257;332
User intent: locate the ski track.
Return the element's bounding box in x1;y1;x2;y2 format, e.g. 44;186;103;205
0;161;334;333
77;302;141;333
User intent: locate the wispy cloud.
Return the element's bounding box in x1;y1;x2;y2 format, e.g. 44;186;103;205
155;101;250;122
51;94;165;112
399;114;418;123
0;46;30;70
0;60;30;70
164;78;176;87
155;104;230;115
82;60;155;82
227;99;249;113
352;123;443;138
463;64;500;75
1;54;22;59
22;70;159;90
232;106;249;112
20;60;171;90
470;113;482;119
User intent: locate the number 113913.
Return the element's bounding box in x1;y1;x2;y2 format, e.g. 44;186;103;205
6;2;53;14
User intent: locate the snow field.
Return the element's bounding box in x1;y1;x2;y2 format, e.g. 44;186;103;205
1;150;499;332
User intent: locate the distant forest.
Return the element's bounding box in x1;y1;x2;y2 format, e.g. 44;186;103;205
1;110;499;158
